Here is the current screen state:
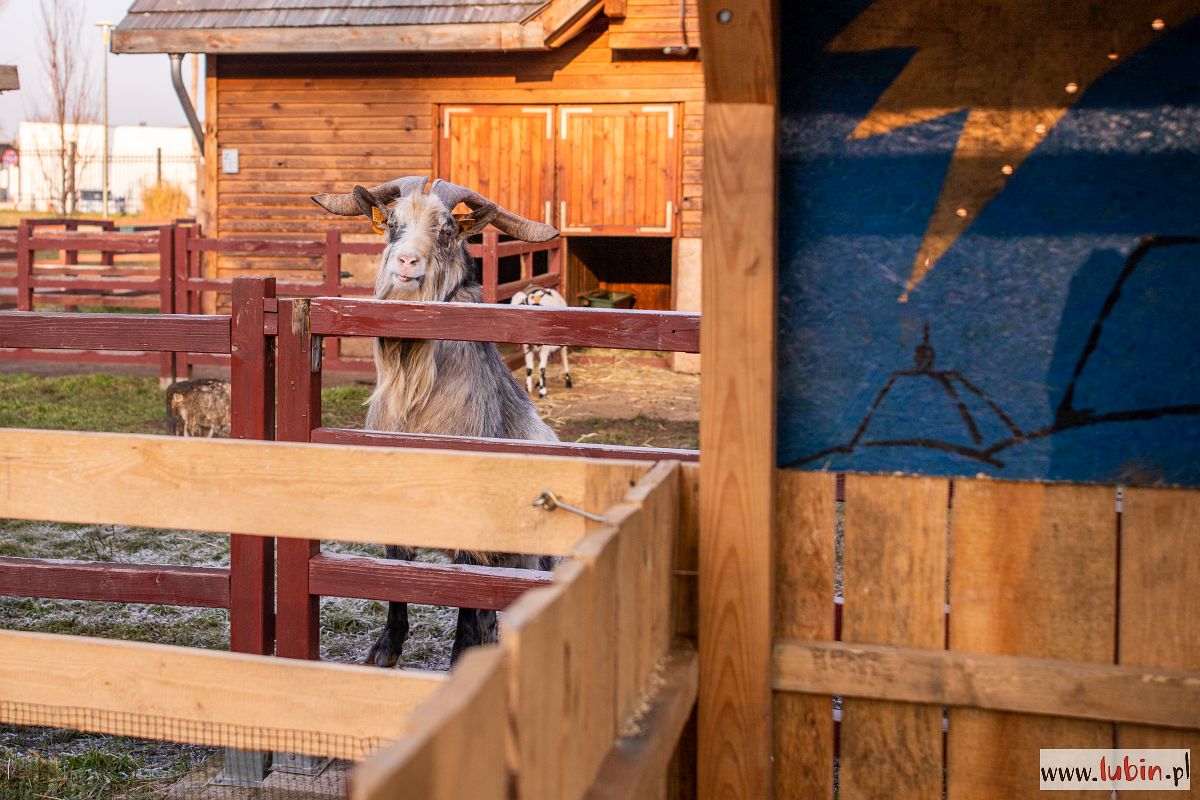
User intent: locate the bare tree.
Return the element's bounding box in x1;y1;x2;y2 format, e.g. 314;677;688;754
36;0;96;213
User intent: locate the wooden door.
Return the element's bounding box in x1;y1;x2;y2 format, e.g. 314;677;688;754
437;105;555;225
556;104;680;236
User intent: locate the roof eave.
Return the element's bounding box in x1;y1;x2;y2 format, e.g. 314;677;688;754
111;21;550;55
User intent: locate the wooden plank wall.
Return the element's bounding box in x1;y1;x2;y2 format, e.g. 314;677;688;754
210;7;703;284
771;472;1200;798
608;0;700;51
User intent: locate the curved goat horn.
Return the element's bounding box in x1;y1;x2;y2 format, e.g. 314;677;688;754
430;180;559;243
311;176;429;216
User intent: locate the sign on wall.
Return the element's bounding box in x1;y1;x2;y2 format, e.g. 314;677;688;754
778;1;1200;485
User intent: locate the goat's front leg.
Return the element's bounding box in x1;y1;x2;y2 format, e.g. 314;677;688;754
523;345;535;394
365;544;414;668
561;346;573;388
537;346;552;398
449;551;498;664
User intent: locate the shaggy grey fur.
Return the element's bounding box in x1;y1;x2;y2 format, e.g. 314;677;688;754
316;187;558;667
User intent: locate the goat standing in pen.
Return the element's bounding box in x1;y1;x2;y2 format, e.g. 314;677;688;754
511;286;573;398
313;176;559;666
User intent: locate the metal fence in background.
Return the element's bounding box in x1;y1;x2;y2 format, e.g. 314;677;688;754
2;148;199;214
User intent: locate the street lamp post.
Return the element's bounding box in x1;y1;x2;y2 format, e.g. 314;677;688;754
96;22;114;217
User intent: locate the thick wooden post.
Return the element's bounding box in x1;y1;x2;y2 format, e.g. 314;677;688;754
173;225;193;379
100;220;116;267
275;299;322;660
228;276;277;656
481;227;499;303
323;229;342;363
15;221;31;311
63;219;78;266
696;2;779;799
158;225;176;384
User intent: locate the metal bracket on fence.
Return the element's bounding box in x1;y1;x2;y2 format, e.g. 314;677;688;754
212;748;270;787
532;490;606;523
272;751;333;777
311;334;323;373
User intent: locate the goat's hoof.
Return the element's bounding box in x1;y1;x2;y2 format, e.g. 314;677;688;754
564;376;573;388
365;636;403;669
538;389;548;399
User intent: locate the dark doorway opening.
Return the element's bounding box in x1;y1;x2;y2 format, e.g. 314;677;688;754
565;237;673;310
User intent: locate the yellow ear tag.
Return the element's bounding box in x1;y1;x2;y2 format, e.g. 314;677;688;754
370;206;387;235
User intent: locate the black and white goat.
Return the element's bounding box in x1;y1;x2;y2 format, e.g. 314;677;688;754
312;176;558;665
511;286;573;398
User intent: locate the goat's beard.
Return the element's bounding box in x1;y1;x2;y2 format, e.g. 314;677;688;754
374;245;474;303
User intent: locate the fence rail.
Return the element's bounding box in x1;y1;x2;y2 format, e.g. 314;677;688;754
0;218;563;378
0;277;701;664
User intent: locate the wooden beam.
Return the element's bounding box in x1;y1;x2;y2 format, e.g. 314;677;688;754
352;646;508;800
696;81;777;800
311;427;699;463
307;298;701;353
603;0;628;20
540;0;607;48
0;429;643;557
0;557;229;608
0;312;230;353
698;0;775;105
0;629;444;760
309;552;550;611
773;638;1200;731
112;22;547;55
696;1;778;798
586;646;699;800
0;65;17;92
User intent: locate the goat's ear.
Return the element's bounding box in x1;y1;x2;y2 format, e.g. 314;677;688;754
455;203;497;241
352;185;380;219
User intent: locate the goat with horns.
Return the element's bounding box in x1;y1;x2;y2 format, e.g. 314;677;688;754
313;177;559;665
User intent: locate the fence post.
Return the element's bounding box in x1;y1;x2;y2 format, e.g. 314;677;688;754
482;227;499;303
275;298;322;661
15;221;31;311
229;276;277;656
173;225;192;380
323;229;342;364
62;219;78;266
100;220;115;267
157;224;176;385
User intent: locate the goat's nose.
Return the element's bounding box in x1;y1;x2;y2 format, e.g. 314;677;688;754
395;254;420;268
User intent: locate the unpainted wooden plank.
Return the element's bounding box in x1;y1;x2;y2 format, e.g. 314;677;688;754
949;480;1116;800
1117;487;1200;800
352;646;507;800
840;474;948;800
0;630;442;760
774;639;1200;730
585;646;699;800
773;470;836;800
0;428;641;556
697;100;776;800
501;581;569;800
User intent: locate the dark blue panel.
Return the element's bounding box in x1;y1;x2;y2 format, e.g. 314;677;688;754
777;5;1200;485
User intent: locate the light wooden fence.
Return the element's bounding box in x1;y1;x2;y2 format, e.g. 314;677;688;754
0;429;695;798
771;470;1200;798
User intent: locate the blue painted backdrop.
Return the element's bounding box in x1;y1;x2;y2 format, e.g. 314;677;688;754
778;2;1200;485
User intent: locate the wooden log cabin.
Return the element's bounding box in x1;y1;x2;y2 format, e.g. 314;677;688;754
113;0;703;369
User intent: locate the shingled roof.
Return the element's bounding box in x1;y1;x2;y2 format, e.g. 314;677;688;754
113;0;604;54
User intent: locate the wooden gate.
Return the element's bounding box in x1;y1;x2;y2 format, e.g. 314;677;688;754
556;104;678;236
437;103;680;236
438;105;556;226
